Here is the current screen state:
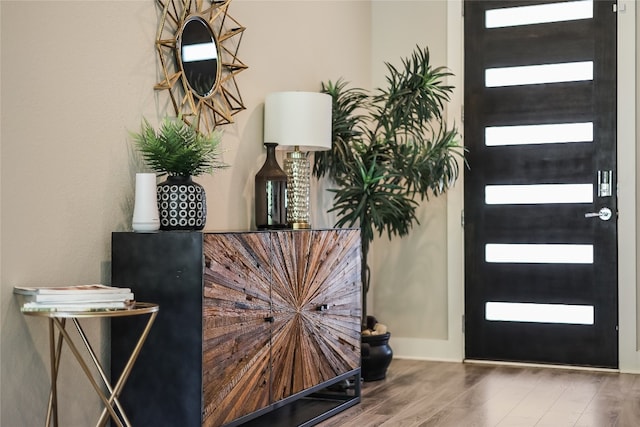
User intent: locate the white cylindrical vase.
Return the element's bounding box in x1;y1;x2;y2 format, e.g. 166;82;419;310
132;173;160;232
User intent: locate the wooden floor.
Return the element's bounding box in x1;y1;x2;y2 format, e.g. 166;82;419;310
317;359;640;427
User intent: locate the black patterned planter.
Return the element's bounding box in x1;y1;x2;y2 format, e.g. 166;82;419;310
156;176;206;230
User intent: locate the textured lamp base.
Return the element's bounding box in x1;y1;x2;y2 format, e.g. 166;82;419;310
285;150;311;229
292;222;311;230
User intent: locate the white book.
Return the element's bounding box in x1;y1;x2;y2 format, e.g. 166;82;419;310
19;291;135;304
21;300;131;312
14;284;132;296
14;284;134;306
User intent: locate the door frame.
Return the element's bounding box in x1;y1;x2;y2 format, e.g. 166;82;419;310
462;0;618;368
612;0;638;372
436;0;636;369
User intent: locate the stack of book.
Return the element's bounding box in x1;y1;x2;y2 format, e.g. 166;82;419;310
14;284;134;312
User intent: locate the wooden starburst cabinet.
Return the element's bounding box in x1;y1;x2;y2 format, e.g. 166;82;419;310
111;229;361;427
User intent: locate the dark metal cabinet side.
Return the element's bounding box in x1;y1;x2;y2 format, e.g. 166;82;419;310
111;231;204;427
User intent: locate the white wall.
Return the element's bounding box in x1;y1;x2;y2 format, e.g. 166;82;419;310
369;0;464;361
2;2;159;425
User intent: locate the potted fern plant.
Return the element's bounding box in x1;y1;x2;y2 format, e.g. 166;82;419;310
313;46;465;380
131;116;228;230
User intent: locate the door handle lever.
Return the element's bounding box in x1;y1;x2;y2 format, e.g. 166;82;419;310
584;207;612;221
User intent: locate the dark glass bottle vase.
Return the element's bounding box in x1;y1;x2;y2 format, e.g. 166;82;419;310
255;143;288;229
156;175;206;231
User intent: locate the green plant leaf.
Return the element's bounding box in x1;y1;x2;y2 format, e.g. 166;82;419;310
312;46;468;323
131;116;229;177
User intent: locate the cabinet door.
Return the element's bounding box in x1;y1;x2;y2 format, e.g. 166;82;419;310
202;233;272;427
270;229;361;401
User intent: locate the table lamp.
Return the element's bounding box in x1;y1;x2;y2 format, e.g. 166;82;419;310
264;91;332;229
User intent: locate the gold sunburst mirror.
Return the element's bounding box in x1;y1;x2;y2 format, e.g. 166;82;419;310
155;0;247;133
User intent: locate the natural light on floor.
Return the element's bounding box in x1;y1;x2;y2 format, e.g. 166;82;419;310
486;301;595;325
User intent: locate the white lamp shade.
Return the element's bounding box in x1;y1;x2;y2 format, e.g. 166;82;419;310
264;91;332;151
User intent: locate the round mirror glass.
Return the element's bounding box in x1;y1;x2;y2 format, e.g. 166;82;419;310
179;16;219;98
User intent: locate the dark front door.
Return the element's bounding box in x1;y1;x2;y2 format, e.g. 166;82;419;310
464;0;618;368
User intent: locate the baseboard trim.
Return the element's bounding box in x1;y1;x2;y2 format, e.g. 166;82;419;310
463;358;620;373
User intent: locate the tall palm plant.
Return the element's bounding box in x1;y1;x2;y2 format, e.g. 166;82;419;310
313;46;465;328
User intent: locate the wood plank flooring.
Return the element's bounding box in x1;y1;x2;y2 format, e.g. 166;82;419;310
317;359;640;427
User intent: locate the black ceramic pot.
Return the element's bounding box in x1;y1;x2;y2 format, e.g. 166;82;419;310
361;332;393;381
156;175;206;230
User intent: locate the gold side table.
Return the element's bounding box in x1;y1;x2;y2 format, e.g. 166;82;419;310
22;302;159;427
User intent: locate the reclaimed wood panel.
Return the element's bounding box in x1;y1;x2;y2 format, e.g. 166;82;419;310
201;229;361;426
202;233;272;427
270;229;361;401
